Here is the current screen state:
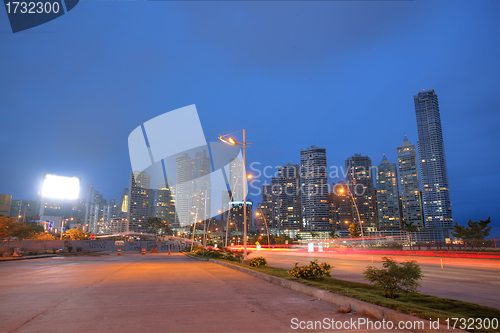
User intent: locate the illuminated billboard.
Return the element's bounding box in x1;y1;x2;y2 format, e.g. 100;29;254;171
41;174;81;200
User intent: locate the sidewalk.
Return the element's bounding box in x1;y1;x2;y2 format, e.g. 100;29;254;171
0;252;396;333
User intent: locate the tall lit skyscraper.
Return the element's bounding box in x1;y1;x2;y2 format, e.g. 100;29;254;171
329;181;352;231
414;89;453;229
128;172;155;232
376;154;401;231
300;146;329;231
191;150;212;223
345;154;377;231
397;135;424;228
260;184;276;231
175;153;193;225
155;182;177;228
276;163;302;232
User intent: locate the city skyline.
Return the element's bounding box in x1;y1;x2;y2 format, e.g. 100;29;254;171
1;1;499;235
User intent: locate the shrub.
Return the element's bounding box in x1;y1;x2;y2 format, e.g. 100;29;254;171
76;247;83;252
51;248;58;254
288;260;332;280
364;257;423;299
67;246;73;253
249;257;267;267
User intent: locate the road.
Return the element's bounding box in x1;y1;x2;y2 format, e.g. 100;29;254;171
248;250;500;309
0;253;391;333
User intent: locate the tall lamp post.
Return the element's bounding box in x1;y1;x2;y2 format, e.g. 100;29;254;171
338;186;365;247
256;209;271;249
218;130;252;261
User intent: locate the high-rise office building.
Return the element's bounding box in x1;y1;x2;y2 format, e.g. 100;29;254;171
329;181;352;231
9;199;38;219
258;184;275;232
276;163;302;231
414;89;453;229
397;135;424;228
300;146;329;231
229;156;244;202
127;172;155;232
175;153;193;225
119;188;129;218
229;200;252;234
155;181;177;228
191;150;212;223
345;154;378;231
376;154;401;231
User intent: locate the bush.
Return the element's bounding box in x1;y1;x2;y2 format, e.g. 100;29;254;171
76;247;83;252
67;246;73;253
190;246;248;263
364;257;423;299
249;257;267;267
51;248;58;254
288;260;332;280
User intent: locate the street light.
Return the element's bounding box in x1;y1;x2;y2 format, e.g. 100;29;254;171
218;130;252;261
256;210;271;249
338;186;365;246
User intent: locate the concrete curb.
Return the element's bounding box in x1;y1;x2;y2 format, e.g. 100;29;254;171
0;254;57;262
197;256;464;333
183;253;209;261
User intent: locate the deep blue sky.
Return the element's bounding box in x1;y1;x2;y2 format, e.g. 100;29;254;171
1;0;499;235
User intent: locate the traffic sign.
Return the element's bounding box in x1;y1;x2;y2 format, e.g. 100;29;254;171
90;234;96;240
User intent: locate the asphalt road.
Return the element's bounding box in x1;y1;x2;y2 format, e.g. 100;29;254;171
0;253;391;333
248;250;500;309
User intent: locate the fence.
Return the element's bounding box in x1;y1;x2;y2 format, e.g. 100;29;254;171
0;239;188;253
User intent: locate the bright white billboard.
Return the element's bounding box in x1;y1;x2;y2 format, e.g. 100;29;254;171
41;174;80;200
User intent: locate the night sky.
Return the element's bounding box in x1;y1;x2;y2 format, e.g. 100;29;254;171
1;0;499;235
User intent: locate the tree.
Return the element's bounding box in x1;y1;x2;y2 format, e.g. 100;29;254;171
364;257;423;299
146;217;173;244
451;217;492;248
329;230;340;239
11;221;43;249
401;220;419;250
0;216;16;253
348;223;361;238
64;228;89;240
34;232;56;251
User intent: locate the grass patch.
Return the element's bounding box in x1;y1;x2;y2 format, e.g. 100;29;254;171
188;253;500;332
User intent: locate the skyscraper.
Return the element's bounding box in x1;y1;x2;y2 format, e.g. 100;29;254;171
329;181;352;231
414;89;453;229
376;154;401;231
300;146;329;231
397;135;424;228
155;181;177;228
191;150;212;223
345;154;377;231
175;153;193;225
128;172;155;232
276;163;302;232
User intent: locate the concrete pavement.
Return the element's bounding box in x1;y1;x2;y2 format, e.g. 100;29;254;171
0;253;392;333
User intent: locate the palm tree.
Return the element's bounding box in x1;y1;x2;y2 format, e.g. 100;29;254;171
401;221;419;250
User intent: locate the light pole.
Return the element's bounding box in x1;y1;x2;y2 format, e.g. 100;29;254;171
339;186;365;247
218;130;252;261
256;209;271;249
